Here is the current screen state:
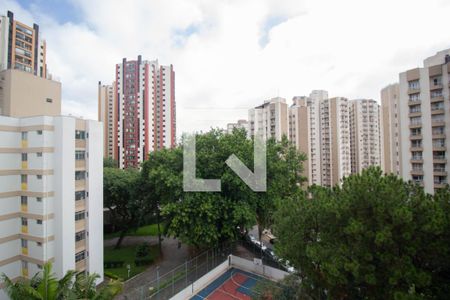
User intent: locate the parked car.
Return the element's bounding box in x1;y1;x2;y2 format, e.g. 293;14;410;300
262;229;277;244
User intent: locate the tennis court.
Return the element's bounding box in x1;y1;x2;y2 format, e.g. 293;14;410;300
190;268;264;300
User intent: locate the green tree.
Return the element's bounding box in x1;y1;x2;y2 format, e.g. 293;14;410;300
103;157;118;168
103;167;142;249
160;129;306;248
273;167;450;299
1;263;122;300
140;146;183;252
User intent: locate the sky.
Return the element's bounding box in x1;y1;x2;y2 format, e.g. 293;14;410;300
2;0;450;136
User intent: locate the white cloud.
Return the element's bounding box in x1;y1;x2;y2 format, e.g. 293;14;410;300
1;0;450;133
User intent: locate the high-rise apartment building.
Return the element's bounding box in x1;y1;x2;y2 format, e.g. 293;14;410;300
0;11;47;78
98;82;116;159
0;69;61;117
380;84;402;176
248;97;288;141
288;97;311;184
226;119;248;134
398;49;450;194
320;97;352;186
99;56;176;168
349;99;381;174
0;115;103;299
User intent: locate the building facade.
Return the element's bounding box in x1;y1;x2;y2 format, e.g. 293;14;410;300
226;119;248;134
98;82;116;159
248;97;288;141
398;49;450;194
0;69;61;117
349;99;381;174
0;11;47;78
99;56;176;168
380;84;402;176
319;97;352;186
0;115;103;299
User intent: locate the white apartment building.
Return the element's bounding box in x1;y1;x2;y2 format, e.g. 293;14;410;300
226;120;248;134
380;84;402;176
399;49;450;194
350;99;381;173
248;97;288;141
112;56;176;169
0;115;103;299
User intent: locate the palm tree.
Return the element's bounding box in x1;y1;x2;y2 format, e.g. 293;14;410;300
1;263;122;300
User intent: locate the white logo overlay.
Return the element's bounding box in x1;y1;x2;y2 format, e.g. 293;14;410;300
183;134;267;192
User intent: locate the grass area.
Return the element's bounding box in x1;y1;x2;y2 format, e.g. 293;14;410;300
104;223;164;240
104;244;160;280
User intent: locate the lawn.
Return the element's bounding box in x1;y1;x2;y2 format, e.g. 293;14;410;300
104;244;160;280
104;223;164;240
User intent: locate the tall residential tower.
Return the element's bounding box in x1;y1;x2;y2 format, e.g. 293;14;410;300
0;11;47;78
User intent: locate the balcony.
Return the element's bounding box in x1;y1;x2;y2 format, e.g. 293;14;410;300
410;135;422;140
75;140;86;148
430;96;444;103
75;219;86;231
409;123;422;129
430;83;443;91
411;157;423;163
75;239;86;252
75;259;86;272
408;100;421;106
434;169;447;176
407;88;420;95
411;169;424;176
432;120;445;127
431;108;445;115
408;111;421;117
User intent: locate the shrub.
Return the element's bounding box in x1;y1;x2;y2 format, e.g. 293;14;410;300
104;271;122;281
104;261;125;268
136;242;150;258
135;257;154;266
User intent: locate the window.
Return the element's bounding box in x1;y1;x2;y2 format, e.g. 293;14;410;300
75;250;86;262
75;211;85;221
37;264;43;269
75;231;86;242
21;217;27;226
75;171;86;180
37;130;43;135
408;93;420;101
75;150;85;160
36;152;42;157
37;175;42;180
75;130;86;140
21;132;27;140
21;175;27;184
46;98;53;103
36;197;42;202
21;239;27;248
36;242;42;247
75;191;86;201
431;90;443;98
21;196;27;205
36;219;42;225
408;80;420;89
21;153;27;161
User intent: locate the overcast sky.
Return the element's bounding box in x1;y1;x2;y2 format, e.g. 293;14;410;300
2;0;450;135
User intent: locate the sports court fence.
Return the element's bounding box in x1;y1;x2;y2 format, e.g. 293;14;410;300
118;240;287;299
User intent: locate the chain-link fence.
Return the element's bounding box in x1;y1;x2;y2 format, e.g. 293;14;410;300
118;239;288;299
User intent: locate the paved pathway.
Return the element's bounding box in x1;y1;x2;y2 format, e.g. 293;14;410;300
104;236;190;299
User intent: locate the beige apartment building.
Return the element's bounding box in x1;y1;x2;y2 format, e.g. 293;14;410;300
319;97;352;186
398;49;450;194
350;99;381;174
288;97;311;184
0;11;47;78
0;69;61;117
98;82;116;159
380;84;402;176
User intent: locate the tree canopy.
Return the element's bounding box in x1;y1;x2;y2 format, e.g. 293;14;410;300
273;167;450;299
